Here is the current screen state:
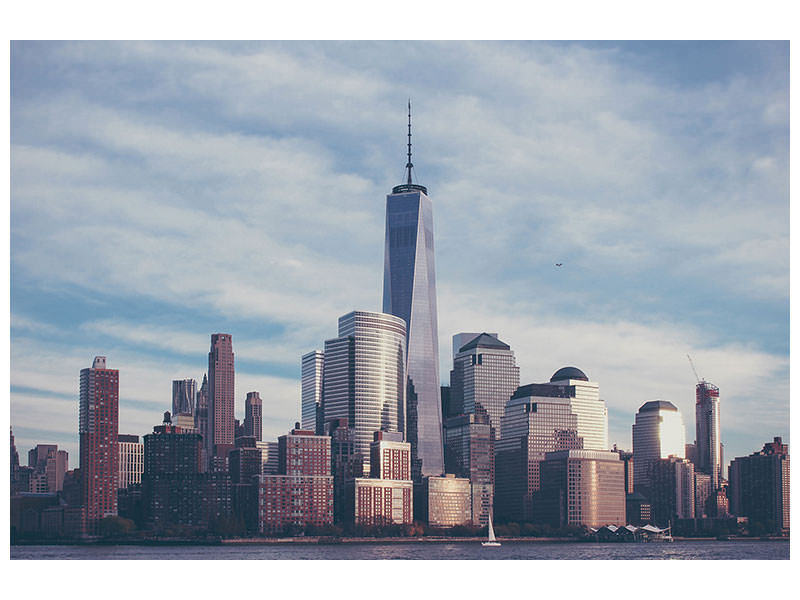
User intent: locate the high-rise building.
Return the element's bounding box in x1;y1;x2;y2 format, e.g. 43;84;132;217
449;332;520;440
444;406;494;527
79;356;119;532
648;456;695;526
632;400;686;494
208;334;235;469
382;104;443;479
142;413;203;528
27;444;68;493
537;449;626;529
195;373;209;470
244;391;262;441
301;350;324;433
728;437;790;535
118;434;143;490
494;385;584;522
172;378;197;418
694;471;712;518
695;381;722;489
322;310;406;471
546;367;607;450
258;425;333;534
346;431;413;526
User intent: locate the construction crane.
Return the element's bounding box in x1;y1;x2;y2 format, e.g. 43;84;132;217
687;354;701;384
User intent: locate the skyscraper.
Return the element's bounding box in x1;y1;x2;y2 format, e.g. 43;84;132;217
322;310;406;471
79;356;119;531
301;350;324;433
244;391;263;441
118;434;144;490
382;103;443;479
695;380;722;489
208;334;235;469
172;378;197;418
195;373;209;471
632;400;686;494
449;332;520;440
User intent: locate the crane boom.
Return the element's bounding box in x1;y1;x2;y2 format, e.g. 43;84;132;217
687;354;701;383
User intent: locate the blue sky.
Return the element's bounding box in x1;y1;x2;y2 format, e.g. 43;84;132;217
9;41;789;470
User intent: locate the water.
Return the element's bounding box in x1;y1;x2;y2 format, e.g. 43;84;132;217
10;540;789;560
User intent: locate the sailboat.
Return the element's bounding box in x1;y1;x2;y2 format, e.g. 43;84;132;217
482;512;501;547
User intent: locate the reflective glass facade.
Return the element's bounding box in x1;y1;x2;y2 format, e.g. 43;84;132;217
172;379;196;417
632;400;686;492
301;351;324;432
383;188;444;478
322;311;406;469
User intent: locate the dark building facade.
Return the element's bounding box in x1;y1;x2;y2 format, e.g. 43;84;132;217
142;414;204;529
244;392;263;441
728;437;790;535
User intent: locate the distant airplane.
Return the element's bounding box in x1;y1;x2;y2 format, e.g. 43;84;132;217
555;263;563;267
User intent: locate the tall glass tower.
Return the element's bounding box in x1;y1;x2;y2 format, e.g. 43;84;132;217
382;103;444;479
695;381;722;489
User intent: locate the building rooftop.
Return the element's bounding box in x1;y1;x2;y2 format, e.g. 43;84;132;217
550;366;588;382
458;332;511;353
638;400;679;413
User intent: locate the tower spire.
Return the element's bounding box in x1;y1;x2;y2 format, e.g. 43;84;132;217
406;100;413;185
392;100;427;194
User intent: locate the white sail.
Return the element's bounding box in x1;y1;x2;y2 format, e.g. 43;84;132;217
487;515;496;542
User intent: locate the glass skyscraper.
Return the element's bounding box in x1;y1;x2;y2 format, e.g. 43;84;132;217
322;310;407;470
632;400;686;493
382;104;444;478
301;350;324;433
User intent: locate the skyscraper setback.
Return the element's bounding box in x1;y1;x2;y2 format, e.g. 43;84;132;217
79;356;119;531
382;104;444;479
208;334;235;468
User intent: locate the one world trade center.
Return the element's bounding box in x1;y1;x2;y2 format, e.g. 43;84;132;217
382;103;444;479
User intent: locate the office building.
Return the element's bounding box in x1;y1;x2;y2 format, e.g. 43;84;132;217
79;356;119;531
118;434;143;490
301;350;324;433
648;456;695;526
537;449;626;529
382;104;444;479
27;444;68;493
258;425;333;534
546;367;607;451
694;471;712;518
443;407;494;526
244;391;262;441
632;400;685;493
327;419;364;522
613;446;634;494
322;310;406;471
494;384;584;522
208;334;235;469
449;332;520;439
172;378;196;418
256;440;279;475
728;437;790;535
695;381;722;488
229;436;263;484
417;474;472;527
142;413;204;528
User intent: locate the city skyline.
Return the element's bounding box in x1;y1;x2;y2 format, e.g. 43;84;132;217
10;41;789;467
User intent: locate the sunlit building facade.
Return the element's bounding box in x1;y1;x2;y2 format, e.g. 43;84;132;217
695;381;722;489
322;310;406;472
632;400;686;493
301;350;324;433
118;434;143;490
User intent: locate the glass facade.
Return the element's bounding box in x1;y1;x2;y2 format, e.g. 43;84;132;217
632;400;686;493
301;351;324;433
450;332;520;440
172;379;197;417
383;188;444;478
322;311;406;469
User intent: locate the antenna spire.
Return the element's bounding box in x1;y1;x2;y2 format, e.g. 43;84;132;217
406;100;414;184
392;100;427;195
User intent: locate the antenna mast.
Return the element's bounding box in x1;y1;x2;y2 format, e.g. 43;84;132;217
406;100;413;185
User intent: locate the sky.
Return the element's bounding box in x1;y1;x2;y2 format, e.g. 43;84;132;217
9;41;790;471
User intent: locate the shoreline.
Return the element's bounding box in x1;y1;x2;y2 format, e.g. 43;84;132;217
11;535;789;546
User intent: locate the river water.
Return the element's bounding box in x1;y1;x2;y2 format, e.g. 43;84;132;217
10;540;789;560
